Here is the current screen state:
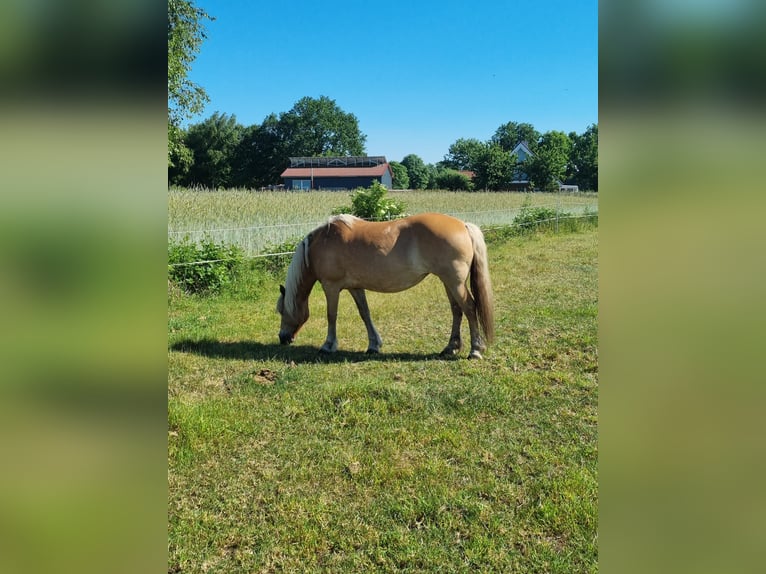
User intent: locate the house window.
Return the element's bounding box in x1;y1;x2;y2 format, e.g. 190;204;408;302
292;179;311;190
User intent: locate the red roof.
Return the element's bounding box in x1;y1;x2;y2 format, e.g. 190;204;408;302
281;164;391;178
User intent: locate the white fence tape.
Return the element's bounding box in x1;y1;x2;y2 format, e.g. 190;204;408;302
168;208;598;268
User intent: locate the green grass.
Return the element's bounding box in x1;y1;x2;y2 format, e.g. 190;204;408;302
168;225;598;573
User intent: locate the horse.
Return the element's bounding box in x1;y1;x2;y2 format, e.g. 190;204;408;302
276;213;494;359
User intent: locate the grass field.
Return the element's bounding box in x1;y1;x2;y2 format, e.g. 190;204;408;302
168;195;598;572
168;189;598;256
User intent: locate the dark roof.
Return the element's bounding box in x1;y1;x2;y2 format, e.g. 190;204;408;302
288;156;387;168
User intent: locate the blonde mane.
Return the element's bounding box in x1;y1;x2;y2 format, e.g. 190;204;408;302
328;213;360;229
282;235;311;319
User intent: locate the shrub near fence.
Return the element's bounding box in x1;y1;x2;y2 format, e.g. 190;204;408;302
168;236;244;294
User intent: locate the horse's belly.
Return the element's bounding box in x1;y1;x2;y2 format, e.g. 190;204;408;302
345;267;429;293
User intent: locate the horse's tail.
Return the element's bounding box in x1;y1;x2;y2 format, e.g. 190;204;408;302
466;223;495;345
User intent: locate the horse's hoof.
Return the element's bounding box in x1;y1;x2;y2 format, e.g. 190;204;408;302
366;348;380;355
468;350;483;360
440;346;460;356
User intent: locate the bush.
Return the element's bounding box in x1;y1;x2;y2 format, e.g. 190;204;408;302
435;169;474;191
512;205;561;233
252;238;300;276
168;236;244;294
332;181;407;221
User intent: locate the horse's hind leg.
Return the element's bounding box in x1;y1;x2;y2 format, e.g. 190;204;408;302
441;287;463;356
443;280;485;359
349;288;383;353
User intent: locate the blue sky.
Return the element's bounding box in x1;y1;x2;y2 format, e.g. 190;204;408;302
186;0;598;165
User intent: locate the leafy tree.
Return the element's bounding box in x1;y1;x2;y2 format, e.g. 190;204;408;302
168;125;194;186
567;124;598;191
389;161;410;189
424;163;441;190
184;112;244;188
523;130;572;192
401;154;429;190
277;96;366;158
442;138;485;171
491;121;541;153
232;114;284;188
473;144;516;191
168;0;213;168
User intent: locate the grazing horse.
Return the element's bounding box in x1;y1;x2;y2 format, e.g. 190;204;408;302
276;213;494;359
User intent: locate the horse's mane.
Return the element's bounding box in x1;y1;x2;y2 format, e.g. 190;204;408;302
282;234;311;319
283;215;360;318
329;213;359;229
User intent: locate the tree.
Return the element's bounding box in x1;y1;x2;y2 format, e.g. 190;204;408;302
400;154;430;190
277;96;367;158
567;124;598;191
389;161;410;189
473;144;516;191
523;130;572;192
184;112;244;188
168;125;194;186
442;138;486;171
491;121;541;153
232;114;284;188
168;0;213;168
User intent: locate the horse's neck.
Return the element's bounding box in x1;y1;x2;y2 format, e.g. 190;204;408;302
294;272;316;302
286;267;316;314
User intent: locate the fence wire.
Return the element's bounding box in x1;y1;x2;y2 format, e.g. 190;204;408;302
167;207;598;268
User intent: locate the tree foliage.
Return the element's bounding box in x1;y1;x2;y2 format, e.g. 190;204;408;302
442;138;485;171
168;0;213;167
523;131;572;192
232;114;284;188
389;161;410;189
401;154;430;190
473;144;516;191
278;96;366;158
184;112;244;188
171;97;368;188
491;121;541;153
567;124;598;191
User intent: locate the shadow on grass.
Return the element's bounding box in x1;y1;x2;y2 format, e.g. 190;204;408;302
170;338;456;364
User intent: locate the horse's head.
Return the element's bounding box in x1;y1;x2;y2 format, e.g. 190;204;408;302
276;284;309;345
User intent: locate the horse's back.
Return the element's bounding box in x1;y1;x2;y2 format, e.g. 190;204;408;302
309;213;474;292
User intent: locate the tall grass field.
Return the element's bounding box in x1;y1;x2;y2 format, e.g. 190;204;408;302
168;190;598;572
168;189;598;256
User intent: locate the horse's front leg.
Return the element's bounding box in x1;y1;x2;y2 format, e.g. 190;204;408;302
320;284;340;353
349;288;383;354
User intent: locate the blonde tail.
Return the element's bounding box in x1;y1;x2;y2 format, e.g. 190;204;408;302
466;223;495;345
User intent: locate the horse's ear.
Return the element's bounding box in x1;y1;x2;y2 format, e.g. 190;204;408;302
280;285;286;295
